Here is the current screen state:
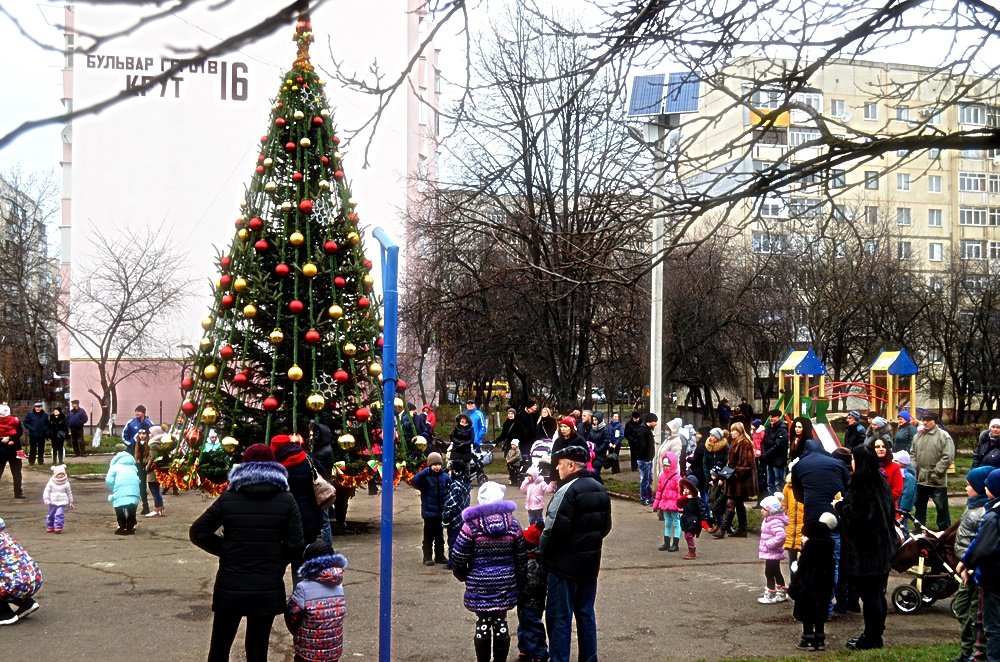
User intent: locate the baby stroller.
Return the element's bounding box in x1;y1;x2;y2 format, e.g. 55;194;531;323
468;443;494;487
522;438;553;482
890;510;961;615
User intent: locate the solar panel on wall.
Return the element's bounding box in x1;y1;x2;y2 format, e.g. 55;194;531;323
664;72;700;114
627;73;666;116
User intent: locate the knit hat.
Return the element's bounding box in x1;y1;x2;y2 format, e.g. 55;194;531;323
269;434;292;450
991;418;1000;429
552;445;589;464
752;419;762;426
273;442;307;468
848;410;860;421
872;416;887;427
667;418;682;435
898;411;912;422
522;520;543;547
559;415;577;428
709;427;724;440
449;459;468;477
831;447;853;466
51;464;67;481
759;492;784;514
477;481;506;505
643;413;658;424
427;451;443;466
593;412;604;423
303;539;334;561
819;511;839;530
985;468;1000;498
892;450;911;465
0;404;8;417
242;443;276;463
967;466;994;497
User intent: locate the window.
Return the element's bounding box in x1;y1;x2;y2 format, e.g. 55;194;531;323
759;200;783;217
990;240;1000;260
964;276;987;294
960;206;988;226
960;172;987;192
928;208;943;227
928;111;942;126
960;104;987;125
865;171;879;189
864;239;879;256
433;67;442;95
833;204;849;222
752;231;785;254
754;127;788;145
830;169;846;188
793;92;822;112
991;208;1000;226
929;148;941;159
864;102;878;120
865;205;879;223
751;89;783;109
789;127;821;146
929;242;944;261
990;175;1000;193
897;149;910;157
897;207;911;225
789;198;823;218
929;276;944;292
963;149;984;159
928;175;942;193
897;240;912;260
830;99;846;117
896;106;910;121
897;173;911;191
961;239;985;260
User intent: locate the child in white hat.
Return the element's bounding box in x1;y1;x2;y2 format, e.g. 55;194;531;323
757;492;788;604
42;465;74;533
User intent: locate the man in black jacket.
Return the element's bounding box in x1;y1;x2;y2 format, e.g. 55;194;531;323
539;445;612;662
760;410;789;496
624;410;645;472
843;411;866;449
511;401;540;461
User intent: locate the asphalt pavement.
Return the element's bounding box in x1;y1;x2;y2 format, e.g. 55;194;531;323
0;459;960;661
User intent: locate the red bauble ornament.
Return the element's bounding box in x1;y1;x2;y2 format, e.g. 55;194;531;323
292;171;303;182
305;329;321;344
219;345;236;360
355;407;371;422
334;170;344;180
220;256;232;270
257;154;265;163
363;258;373;269
312;116;323;125
334;369;350;384
260;135;269;143
277;101;284;108
232;372;248;387
219;274;233;289
254;239;269;252
263;396;280;412
220;294;235;309
324;240;339;254
334;276;346;288
275;117;286;127
397;379;408;391
181;377;194;391
288;299;305;314
321;155;330;165
332;136;341;145
296;76;304;83
357;296;371;309
299;199;313;213
376;336;384;348
248;217;263;231
274;263;290;277
234;217;245;229
256;165;265;174
285;141;296;151
182;400;197;415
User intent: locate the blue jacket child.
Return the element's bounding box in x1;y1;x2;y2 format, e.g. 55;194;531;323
105;452;141;534
411;451;451;565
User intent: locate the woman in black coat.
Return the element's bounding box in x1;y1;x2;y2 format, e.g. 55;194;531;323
190;444;305;662
450;414;475;464
270;435;324;547
838;445;896;651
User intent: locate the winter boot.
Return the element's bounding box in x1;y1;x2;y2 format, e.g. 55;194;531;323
730;527;748;538
775;585;788;602
757;589;779;604
493;632;511;662
422;542;434;566
668;537;679;552
434;539;447;565
474;636;492;662
658;535;670;551
713;512;734;539
683;546;697;560
795;635;815;651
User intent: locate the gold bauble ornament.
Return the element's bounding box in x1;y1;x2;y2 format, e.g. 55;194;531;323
201;316;214;330
328;304;344;320
289;231;305;246
306;393;326;412
237;228;249;241
348;198;358;208
299;137;312;148
215;278;223;291
287;364;304;381
280;201;292;212
363;274;375;291
263;157;273;167
343;342;357;356
302;262;318;277
203;364;219;379
378;319;385;331
338;433;356;451
412;435;428;452
220;436;239;453
269;328;284;344
320;108;330;118
347;231;360;246
293;110;305;120
264;182;276;192
200;405;218;424
199;337;214;352
243;304;258;318
239;201;247;209
233;277;248;291
368;362;382;377
318;180;330;191
160;433;177;453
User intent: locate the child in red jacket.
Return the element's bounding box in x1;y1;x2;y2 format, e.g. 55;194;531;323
653;451;682;552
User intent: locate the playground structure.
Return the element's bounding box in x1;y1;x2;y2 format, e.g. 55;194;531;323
775;347;920;440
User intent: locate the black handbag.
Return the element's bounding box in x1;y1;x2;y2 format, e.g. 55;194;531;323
717;466;736;481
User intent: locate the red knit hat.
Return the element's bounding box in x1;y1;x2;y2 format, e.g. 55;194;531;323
242;443;276;463
559;416;576;428
522;521;543;547
269;434;292;450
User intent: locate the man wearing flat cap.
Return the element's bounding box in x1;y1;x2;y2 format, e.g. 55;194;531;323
539;445;612;662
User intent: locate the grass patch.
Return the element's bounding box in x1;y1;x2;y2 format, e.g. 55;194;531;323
66;462;110;476
707;642;960;661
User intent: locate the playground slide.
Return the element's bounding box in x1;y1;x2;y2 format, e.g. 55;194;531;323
813;423;841;453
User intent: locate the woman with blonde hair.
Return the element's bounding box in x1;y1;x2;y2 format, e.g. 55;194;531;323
713;422;758;538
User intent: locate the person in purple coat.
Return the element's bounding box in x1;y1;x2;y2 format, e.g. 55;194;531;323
450;481;526;662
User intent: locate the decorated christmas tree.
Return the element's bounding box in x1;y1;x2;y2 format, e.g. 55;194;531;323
154;15;419;495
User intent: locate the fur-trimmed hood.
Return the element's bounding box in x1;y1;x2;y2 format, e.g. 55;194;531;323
298;552;348;583
226;460;289;493
461;500;517;536
705;437;728;453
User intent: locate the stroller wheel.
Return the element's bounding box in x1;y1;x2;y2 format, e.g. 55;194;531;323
909;578;937;606
892;584;922;614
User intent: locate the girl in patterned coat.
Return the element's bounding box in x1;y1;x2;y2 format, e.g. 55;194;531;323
285;540;348;662
0;517;42;625
451;481;526;662
653;451;682;552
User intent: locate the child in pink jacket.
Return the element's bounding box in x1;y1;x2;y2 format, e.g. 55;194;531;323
653;451;681;552
757;492;789;604
519;465;553;526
